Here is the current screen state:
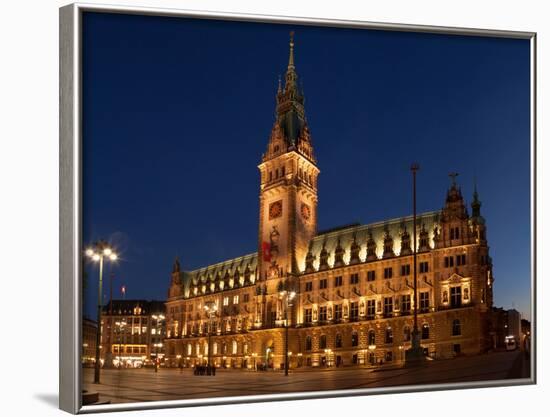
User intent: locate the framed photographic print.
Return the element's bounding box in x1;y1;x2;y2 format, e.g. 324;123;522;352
59;2;536;414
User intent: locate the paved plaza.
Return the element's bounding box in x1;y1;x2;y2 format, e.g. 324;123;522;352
83;351;530;405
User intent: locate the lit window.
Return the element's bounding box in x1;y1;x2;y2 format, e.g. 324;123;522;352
383;297;393;316
385;327;393;344
367;300;376;319
233;295;239;304
304;308;312;323
422;323;430;339
335;333;343;348
368;330;376;345
420;292;430;311
401;294;411;313
351;331;359;347
232;341;238;354
223;297;229;306
334;304;342;321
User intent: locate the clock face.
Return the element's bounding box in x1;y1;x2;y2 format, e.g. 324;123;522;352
301;203;311;221
269;200;283;219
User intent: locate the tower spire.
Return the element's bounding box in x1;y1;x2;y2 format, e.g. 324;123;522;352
284;31;298;92
288;31;295;70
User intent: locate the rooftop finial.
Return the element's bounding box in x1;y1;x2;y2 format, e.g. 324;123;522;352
277;74;282;93
449;172;459;186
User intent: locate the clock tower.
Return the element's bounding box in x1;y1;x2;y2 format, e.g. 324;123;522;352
257;32;319;292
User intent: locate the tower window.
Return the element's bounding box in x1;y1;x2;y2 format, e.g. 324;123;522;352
456;254;467;266
281;166;285;176
269;171;273;182
350;273;359;285
384;267;393;279
367;270;376;281
419;261;429;273
450;227;460;240
400;264;411;276
444;256;454;268
334;276;343;287
452;319;461;336
275;168;279;178
450;286;462;308
319;279;328;290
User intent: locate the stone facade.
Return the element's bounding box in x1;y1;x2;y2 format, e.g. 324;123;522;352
164;34;495;370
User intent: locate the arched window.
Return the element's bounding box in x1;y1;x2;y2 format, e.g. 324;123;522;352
335;333;343;348
351;331;359;347
320;335;327;349
187;343;192;355
403;326;411;342
232;340;238;354
385;327;393;344
422;323;430;339
452;319;461;336
213;342;218;355
368;330;376;346
305;335;312;351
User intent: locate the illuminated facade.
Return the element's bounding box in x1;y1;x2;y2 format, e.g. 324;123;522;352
165;35;495;370
101;300;166;367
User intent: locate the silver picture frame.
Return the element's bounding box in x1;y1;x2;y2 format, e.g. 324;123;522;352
59;2;537;414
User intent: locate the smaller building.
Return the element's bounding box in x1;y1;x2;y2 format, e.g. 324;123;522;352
82;317;97;367
489;307;522;349
101;300;166;368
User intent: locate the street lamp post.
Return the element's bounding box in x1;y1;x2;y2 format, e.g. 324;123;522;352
85;240;118;384
280;289;296;376
204;301;218;375
406;163;425;365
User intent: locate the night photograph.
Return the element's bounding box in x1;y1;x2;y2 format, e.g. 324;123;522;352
79;11;532;406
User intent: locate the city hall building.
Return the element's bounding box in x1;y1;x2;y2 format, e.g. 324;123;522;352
164;35;495;370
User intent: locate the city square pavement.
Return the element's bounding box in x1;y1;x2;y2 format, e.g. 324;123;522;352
83;351;530;405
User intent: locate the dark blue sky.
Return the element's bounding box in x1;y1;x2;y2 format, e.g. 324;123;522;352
82;12;531;320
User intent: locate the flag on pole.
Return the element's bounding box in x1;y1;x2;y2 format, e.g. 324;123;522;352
262;242;271;262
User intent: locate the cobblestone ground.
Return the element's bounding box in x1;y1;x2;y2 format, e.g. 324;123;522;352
82;350;530;406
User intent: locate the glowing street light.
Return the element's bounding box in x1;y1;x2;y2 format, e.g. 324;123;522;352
85;240;118;384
